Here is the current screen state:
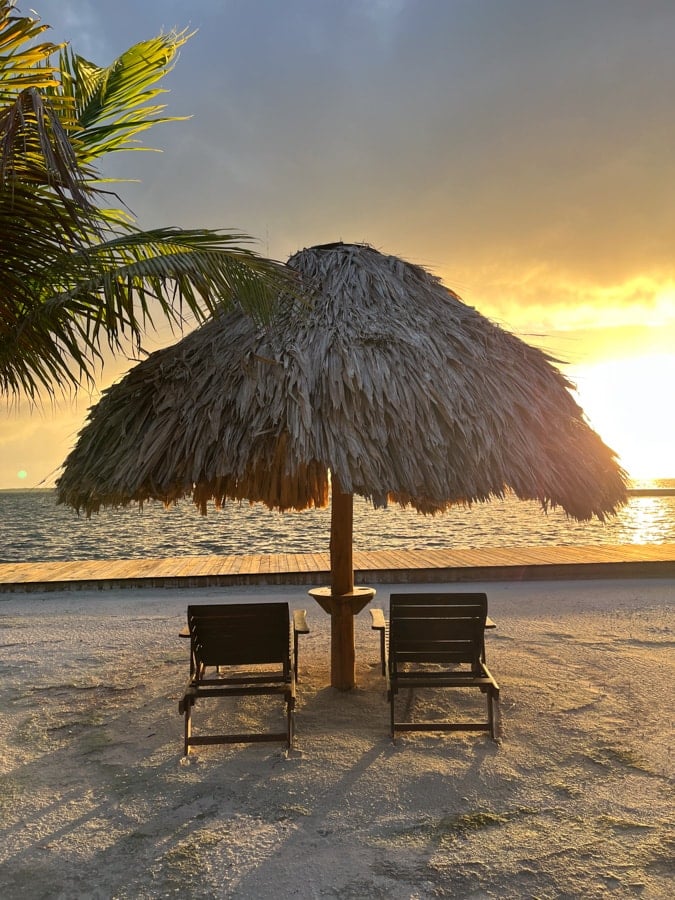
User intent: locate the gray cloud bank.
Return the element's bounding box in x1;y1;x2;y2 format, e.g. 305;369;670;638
34;0;675;321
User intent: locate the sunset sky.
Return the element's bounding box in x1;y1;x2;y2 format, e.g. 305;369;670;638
2;0;674;488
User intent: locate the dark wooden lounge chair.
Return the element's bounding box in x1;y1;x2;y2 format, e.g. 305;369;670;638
370;592;500;742
178;602;309;755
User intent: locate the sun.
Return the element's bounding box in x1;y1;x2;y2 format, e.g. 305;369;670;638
569;354;675;480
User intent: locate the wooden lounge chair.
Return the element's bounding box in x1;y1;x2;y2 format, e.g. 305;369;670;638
178;602;309;755
370;592;500;742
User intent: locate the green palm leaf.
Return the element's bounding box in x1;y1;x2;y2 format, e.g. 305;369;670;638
57;29;192;161
0;2;61;98
1;4;298;400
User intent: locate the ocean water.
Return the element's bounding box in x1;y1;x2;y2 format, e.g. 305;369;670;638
1;480;674;563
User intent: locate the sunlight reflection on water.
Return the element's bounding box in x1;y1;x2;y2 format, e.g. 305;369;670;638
1;483;673;562
619;496;674;545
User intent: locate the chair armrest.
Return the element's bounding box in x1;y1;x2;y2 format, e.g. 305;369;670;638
485;616;497;629
179;626;190;638
293;608;310;636
370;608;386;631
370;608;388;676
292;609;309;682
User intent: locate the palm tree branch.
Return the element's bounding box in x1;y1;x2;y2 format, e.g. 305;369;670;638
0;2;61;100
0;227;297;397
57;31;192;161
0;7;299;401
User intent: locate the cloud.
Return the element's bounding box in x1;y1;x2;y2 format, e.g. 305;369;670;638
36;0;675;307
445;271;675;333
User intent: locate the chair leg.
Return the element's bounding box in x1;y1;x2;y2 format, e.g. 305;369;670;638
389;689;396;741
184;702;192;756
487;688;494;739
286;694;295;748
492;690;502;742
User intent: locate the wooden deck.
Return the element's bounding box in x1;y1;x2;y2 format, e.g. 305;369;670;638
1;543;674;593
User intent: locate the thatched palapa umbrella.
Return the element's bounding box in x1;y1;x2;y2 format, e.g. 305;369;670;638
57;242;627;689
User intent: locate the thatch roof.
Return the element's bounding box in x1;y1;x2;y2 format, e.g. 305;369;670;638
57;242;627;521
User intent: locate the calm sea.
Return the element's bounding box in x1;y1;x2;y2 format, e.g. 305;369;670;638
1;480;674;563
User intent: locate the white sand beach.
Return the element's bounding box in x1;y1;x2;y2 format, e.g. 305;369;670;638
0;578;673;899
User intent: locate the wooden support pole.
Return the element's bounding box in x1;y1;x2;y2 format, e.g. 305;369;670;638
308;585;376;692
330;595;356;691
330;481;354;596
329;480;355;689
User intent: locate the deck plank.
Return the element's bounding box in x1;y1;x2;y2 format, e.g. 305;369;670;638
1;543;673;592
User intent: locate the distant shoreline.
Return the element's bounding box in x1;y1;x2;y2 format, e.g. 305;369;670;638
626;488;675;496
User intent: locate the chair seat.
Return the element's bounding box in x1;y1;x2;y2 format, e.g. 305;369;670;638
371;592;501;742
179;602;309;755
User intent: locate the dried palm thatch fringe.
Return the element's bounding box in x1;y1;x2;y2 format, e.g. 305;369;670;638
57;242;627;522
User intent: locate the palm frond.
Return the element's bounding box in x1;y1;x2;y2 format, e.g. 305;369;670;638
58;30;192;161
0;6;297;401
0;224;296;398
0;1;61;100
0;88;94;204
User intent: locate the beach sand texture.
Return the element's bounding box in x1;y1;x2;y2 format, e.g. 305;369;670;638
1;579;673;899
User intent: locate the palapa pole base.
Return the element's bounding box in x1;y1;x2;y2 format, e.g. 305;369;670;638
308;586;376;690
315;482;376;689
332;596;356;691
